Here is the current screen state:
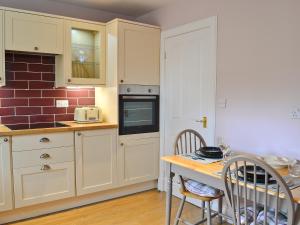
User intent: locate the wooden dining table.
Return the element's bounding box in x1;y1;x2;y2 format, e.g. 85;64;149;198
162;155;300;225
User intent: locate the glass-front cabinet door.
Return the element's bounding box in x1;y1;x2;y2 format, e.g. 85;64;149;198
64;20;106;85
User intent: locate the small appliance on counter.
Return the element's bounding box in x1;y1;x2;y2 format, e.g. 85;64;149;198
74;106;103;123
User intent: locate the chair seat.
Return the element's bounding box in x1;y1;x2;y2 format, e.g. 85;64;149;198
183;179;223;201
239;206;288;225
252;209;288;225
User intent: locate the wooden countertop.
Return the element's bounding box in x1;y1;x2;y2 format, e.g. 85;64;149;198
162;155;300;203
0;121;118;136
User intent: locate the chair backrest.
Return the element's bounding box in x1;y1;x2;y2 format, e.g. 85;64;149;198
222;155;295;225
174;129;207;155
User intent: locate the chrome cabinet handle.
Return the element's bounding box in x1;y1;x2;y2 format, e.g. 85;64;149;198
40;153;50;159
3;138;8;142
41;164;51;171
40;137;50;143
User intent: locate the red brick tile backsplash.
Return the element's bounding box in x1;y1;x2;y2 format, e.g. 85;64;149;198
0;52;95;128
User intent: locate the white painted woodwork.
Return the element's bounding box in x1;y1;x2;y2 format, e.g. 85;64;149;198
0;137;13;212
75;129;117;195
13;162;75;208
118;21;160;85
162;17;217;156
12;146;74;169
56;19;106;87
0;10;4;87
118;134;159;186
12;132;73;151
159;17;217;191
4;11;63;54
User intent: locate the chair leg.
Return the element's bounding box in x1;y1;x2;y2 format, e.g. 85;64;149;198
174;195;186;225
218;197;223;224
201;201;205;219
207;201;212;225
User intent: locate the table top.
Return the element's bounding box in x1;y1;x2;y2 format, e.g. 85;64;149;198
162;155;300;203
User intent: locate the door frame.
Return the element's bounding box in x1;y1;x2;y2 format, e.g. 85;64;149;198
159;16;218;191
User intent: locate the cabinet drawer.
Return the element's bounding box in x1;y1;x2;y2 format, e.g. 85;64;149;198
14;162;75;208
13;147;74;169
12;132;73;151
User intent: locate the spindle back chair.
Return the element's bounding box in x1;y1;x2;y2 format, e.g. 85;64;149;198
222;155;295;225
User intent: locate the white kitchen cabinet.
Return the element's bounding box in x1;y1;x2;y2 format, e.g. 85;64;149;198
56;20;106;87
106;19;160;86
75;129;117;196
5;11;63;54
118;134;159;186
0;10;5;86
0;137;13;212
12;131;75;208
13;162;75;208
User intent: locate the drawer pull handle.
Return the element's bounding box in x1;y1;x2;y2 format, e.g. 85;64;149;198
40;137;50;143
3;138;8;142
41;164;51;171
40;153;50;159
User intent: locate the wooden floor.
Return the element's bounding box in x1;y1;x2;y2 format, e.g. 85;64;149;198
9;190;218;225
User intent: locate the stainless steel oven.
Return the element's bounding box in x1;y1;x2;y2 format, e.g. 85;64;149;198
119;85;159;135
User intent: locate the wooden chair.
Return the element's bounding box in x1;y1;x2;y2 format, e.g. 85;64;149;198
173;129;224;225
222;155;295;225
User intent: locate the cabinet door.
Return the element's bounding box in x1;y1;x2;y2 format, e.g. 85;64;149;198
0;137;13;212
13;162;75;208
5;11;63;54
0;10;4;86
75;129;117;196
64;20;106;85
118;22;160;85
118;137;159;186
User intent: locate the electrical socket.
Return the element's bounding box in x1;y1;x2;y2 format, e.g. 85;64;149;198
56;100;69;108
290;108;300;119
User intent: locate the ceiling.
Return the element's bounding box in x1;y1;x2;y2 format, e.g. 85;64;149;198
51;0;174;17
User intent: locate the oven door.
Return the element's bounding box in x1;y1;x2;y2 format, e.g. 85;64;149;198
119;95;159;135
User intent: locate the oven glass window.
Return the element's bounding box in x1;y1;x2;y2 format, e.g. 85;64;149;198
123;102;154;127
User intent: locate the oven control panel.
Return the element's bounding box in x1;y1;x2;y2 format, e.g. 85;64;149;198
119;84;160;95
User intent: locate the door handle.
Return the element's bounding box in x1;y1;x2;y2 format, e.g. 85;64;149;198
196;116;207;128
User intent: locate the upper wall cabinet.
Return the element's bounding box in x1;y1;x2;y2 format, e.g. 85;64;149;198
56;20;106;87
107;19;160;86
0;10;5;87
5;11;63;54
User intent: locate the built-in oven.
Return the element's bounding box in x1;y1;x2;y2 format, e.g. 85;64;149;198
119;85;159;135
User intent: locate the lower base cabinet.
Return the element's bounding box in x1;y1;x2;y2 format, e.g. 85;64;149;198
118;134;159;186
75;129;117;196
0;137;13;212
13;162;75;208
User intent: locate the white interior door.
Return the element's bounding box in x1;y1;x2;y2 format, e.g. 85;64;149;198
160;17;217;189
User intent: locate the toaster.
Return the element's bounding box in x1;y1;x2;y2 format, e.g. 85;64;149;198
74;107;103;123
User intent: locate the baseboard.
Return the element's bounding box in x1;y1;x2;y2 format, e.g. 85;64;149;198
0;180;158;224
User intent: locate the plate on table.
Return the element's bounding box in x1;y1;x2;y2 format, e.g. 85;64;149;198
195;147;223;159
264;156;290;169
238;165;273;184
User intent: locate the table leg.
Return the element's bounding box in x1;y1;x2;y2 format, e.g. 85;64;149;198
166;162;174;225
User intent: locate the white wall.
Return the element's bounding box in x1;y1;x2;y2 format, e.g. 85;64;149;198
138;0;300;158
0;0;134;22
